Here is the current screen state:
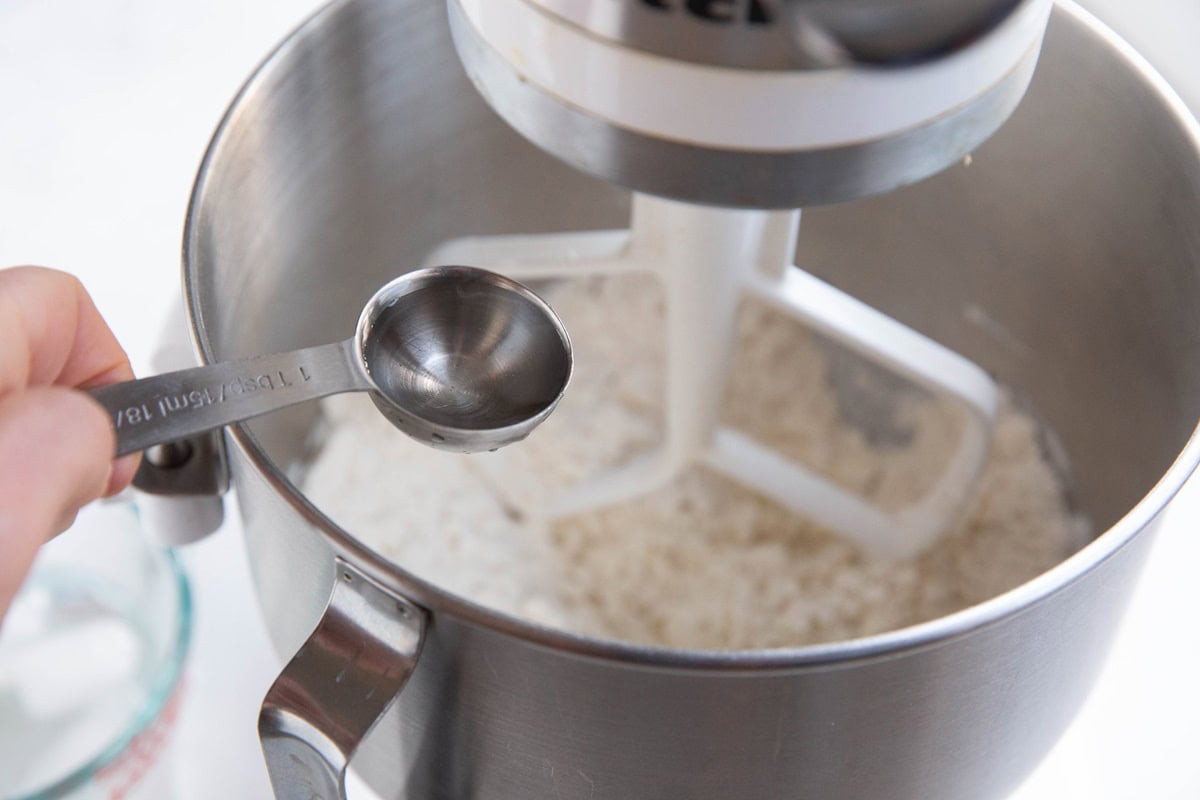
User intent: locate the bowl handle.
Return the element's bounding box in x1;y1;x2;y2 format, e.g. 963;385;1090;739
258;559;426;800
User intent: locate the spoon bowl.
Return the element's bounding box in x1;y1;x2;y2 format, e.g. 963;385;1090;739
359;267;573;451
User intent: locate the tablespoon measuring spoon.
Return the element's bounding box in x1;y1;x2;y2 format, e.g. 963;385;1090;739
89;266;573;457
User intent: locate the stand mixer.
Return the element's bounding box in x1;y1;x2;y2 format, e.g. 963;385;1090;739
156;0;1200;797
425;0;1052;557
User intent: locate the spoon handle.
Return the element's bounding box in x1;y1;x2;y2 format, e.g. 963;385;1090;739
89;340;368;457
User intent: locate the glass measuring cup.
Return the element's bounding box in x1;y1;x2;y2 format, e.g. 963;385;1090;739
0;499;191;799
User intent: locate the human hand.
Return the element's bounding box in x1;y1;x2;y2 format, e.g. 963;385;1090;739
0;267;140;618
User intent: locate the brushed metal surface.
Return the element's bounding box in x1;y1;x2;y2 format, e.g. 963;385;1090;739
446;0;1043;208
183;1;1200;797
357;266;572;452
260;560;425;800
93;267;569;456
91;340;363;456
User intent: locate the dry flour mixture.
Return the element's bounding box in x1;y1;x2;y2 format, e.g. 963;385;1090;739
302;274;1089;649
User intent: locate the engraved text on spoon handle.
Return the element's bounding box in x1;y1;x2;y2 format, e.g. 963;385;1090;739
89;340;367;457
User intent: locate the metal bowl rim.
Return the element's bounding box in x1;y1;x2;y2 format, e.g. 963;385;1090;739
182;0;1200;672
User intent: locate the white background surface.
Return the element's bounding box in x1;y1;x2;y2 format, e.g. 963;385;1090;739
1;1;1198;798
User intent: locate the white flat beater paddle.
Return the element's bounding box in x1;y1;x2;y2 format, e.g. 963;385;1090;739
426;195;997;559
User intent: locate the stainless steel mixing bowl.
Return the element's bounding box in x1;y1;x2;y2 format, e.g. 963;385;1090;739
180;1;1200;798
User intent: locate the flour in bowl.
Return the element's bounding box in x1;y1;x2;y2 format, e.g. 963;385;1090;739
301;273;1089;649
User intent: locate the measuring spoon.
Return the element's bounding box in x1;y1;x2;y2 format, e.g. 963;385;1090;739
89;266;572;457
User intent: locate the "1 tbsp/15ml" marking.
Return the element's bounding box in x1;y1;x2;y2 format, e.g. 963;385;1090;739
113;366;313;428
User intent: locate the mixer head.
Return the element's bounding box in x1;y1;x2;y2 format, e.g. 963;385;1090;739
448;0;1052;207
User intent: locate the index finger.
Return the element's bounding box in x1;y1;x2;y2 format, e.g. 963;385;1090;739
0;266;135;394
0;266;140;494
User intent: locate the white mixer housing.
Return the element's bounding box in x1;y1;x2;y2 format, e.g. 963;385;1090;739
449;0;1052;207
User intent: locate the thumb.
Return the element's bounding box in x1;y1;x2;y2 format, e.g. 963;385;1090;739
0;386;114;617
